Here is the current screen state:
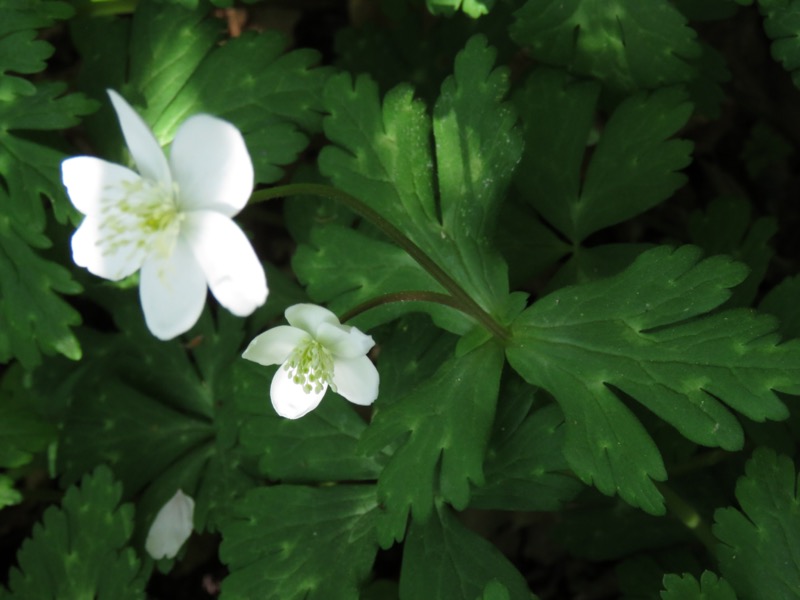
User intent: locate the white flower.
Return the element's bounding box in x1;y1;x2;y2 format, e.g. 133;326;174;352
242;304;380;419
61;90;267;340
145;489;195;560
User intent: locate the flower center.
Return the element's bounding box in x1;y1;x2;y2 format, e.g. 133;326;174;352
283;339;334;394
97;178;183;262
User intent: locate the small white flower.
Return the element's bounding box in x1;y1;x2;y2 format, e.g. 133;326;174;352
145;489;195;560
242;304;380;419
61;90;267;340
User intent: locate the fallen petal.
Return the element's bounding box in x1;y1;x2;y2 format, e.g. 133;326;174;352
145;489;195;560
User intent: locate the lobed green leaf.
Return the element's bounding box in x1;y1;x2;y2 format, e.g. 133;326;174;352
4;466;146;599
714;448;800;600
511;0;701;93
660;571;737;600
219;485;380;600
507;245;800;513
399;502;535;600
316;35;518;326
360;341;504;546
514;68;693;244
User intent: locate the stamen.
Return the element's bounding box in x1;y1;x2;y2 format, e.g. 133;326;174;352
96;179;182;267
283;339;334;395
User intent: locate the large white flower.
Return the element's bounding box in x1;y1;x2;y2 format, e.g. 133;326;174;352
242;304;380;419
61;90;267;340
145;489;195;560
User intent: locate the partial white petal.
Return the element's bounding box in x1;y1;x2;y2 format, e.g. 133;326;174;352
183;211;267;317
169;114;254;216
332;355;379;406
145;489;195;560
61;156;141;215
71;215;146;281
242;326;310;366
271;363;327;419
285;304;340;336
317;322;375;358
139;238;207;340
107;89;171;185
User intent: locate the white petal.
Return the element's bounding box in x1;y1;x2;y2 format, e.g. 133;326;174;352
71;215;146;281
169;114;254;216
285;304;340;336
145;489;195;560
332;355;379;406
61;156;141;215
139;238;207;340
242;326;310;366
271;363;327;419
183;211;267;317
107;89;171;185
317;322;375;358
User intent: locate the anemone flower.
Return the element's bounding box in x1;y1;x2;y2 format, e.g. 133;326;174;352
243;304;379;419
61;90;267;339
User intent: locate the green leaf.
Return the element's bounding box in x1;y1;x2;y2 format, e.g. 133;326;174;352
660;571;737;600
0;0;72;98
360;341;504;546
399;502;535;600
688;196;776;307
714;448;800;600
470;403;583;511
294;225;469;334
0;1;96;367
219;485;380;600
760;275;800;339
0;365;57;468
426;0;495;18
741;120;793;178
510;0;701;93
757;0;800;90
317;35;520;322
514;68;693;244
0;475;22;509
506;245;800;513
5;466;146;599
72;0;329;185
54;290;257;534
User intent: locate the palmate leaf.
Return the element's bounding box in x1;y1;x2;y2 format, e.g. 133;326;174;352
399;501;535;600
756;0;800;89
713;448;800;600
510;0;701;93
514;68;693;245
660;571;737;600
360;341;504;546
304;35;521;330
470;403;583;511
54;289;257;537
293;225;470;334
4;466;146;600
506;245;800;514
0;1;96;367
219;485;380;600
72;0;330;184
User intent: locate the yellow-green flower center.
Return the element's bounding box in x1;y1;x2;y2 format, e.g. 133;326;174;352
284;339;334;394
97;178;182;261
